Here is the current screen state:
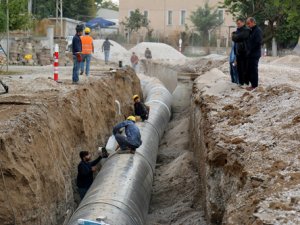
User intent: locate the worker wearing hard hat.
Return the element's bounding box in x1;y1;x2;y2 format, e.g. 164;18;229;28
112;116;142;154
133;95;150;121
80;27;94;78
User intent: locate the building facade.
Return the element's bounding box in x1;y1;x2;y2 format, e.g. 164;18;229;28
119;0;235;45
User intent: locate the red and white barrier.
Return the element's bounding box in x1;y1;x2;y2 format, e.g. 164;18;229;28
53;44;59;81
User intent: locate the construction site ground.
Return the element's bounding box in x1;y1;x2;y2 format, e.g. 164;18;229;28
1;51;300;225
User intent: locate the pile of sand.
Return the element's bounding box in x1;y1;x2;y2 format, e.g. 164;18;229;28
270;55;300;65
129;42;186;61
93;39;131;63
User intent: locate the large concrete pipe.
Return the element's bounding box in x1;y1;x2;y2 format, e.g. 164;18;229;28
67;75;172;225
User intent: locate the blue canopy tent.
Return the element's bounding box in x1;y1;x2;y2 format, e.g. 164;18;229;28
85;17;116;29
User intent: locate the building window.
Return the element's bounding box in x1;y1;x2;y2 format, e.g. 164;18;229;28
129;10;134;17
167;10;173;25
180;10;186;25
218;9;224;22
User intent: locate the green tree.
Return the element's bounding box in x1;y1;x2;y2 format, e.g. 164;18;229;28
0;6;6;32
190;4;223;47
95;0;119;11
222;0;300;48
32;0;96;21
0;0;32;30
121;9;149;33
32;1;56;19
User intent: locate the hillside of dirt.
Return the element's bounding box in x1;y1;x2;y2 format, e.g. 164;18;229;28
0;66;141;225
191;57;300;225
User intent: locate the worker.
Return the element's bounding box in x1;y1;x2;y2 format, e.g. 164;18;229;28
133;94;149;121
130;52;139;71
102;37;113;64
113;116;142;154
144;47;152;59
72;24;84;84
77;150;103;199
80;27;94;77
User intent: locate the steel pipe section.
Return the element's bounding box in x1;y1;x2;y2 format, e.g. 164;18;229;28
67;76;172;225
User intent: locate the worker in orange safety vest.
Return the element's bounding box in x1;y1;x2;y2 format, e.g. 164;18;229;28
80;27;94;77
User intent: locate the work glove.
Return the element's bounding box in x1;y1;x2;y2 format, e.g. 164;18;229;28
101;147;109;158
76;53;82;62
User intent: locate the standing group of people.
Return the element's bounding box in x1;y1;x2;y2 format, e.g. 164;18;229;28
71;24;115;84
71;24;154;83
230;17;263;91
76;94;150;199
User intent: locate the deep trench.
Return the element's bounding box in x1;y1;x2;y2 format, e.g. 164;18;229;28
146;75;207;225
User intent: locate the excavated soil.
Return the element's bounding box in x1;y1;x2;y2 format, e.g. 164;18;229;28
0;65;141;225
191;58;300;225
147;103;206;225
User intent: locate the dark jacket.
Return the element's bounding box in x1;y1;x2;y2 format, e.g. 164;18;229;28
232;26;250;57
113;120;142;147
72;34;82;55
134;102;149;120
77;156;102;188
246;25;263;58
102;40;112;51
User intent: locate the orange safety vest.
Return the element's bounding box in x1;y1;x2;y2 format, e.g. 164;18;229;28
80;36;93;55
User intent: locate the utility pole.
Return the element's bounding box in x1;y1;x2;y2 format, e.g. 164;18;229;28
6;0;9;72
56;0;63;37
28;0;32;14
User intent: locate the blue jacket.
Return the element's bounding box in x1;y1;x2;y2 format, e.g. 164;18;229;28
72;34;82;55
113;120;142;147
229;44;236;63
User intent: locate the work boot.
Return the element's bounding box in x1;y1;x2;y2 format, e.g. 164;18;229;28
80;71;83;75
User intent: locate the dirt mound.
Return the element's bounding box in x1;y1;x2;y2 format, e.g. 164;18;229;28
129;42;186;61
177;57;227;74
191;67;300;225
93;39;131;63
270;55;300;65
0;68;141;225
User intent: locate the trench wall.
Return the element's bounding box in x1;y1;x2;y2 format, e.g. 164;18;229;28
190;69;248;225
0;69;141;225
140;59;178;93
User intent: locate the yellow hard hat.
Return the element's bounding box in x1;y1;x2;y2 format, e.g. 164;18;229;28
132;95;139;100
84;27;91;33
127;116;136;122
24;54;32;61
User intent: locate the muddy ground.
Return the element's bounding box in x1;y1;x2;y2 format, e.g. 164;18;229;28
1;53;300;225
191;55;300;225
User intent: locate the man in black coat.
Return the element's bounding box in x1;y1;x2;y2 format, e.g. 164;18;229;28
232;18;251;86
77;150;102;199
246;17;263;91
